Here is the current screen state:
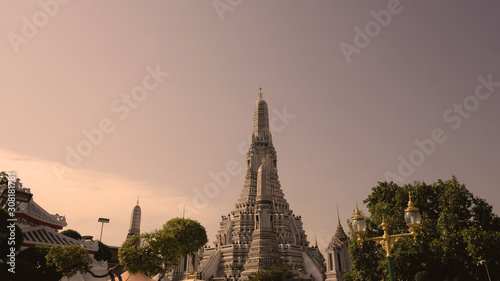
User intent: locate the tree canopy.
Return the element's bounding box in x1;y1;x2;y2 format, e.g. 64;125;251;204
95;240;112;261
42;244;122;280
14;246;63;281
248;266;295;281
163;217;208;256
60;229;82;240
0;171;8;184
344;176;500;281
60;228;111;261
119;217;208;281
46;245;93;278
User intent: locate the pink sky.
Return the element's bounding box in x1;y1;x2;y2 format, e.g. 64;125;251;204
1;1;500;251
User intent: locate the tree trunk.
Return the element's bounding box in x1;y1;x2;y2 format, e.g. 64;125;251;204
85;269;122;281
86;270;110;278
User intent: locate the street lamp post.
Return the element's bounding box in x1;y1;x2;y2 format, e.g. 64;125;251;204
98;218;110;242
479;260;492;281
352;193;422;281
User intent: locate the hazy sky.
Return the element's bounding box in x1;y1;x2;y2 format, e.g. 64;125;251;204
2;1;500;251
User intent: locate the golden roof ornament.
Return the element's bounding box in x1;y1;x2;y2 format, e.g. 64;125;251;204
259;87;263;100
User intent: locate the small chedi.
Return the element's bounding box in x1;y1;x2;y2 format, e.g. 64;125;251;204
126;197;141;241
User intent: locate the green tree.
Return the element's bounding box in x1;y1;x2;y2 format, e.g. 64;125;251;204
163;217;208;256
0;171;8;184
46;245;93;278
248;266;294;281
344;176;500;281
14;246;63;281
95;240;112;261
44;244;123;280
60;229;112;261
60;229;82;240
414;271;431;281
119;233;165;276
118;218;208;281
119;231;181;280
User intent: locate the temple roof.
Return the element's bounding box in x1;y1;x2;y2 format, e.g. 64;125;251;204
328;217;348;249
333;222;348;242
16;199;67;229
22;225;98;253
1;178;67;229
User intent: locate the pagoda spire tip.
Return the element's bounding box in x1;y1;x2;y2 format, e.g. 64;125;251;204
337;204;341;225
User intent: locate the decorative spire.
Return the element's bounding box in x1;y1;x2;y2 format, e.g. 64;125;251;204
252;87;271;144
137;196;139;205
256;156;271;203
337;204;340;224
332;204;348;243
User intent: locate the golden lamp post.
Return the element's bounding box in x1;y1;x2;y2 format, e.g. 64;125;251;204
352;193;422;281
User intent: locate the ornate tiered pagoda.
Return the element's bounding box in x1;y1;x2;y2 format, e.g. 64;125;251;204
197;90;325;281
126;197;142;241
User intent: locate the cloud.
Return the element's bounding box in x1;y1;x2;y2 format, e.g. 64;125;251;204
0;148;220;246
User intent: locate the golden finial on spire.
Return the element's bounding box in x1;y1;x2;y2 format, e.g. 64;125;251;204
261;157;266;165
137;196;139;205
259;87;263;100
